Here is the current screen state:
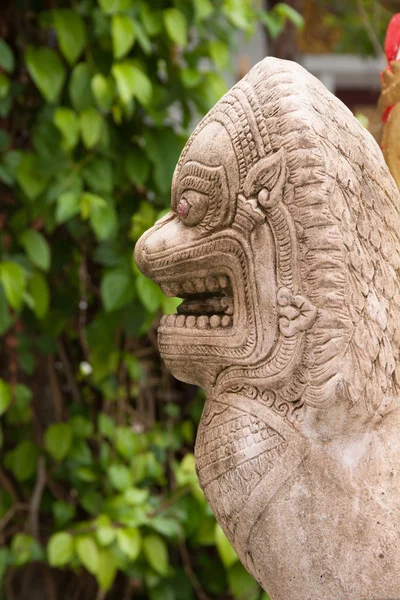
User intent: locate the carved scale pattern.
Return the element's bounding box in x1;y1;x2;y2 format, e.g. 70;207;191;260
196;401;287;538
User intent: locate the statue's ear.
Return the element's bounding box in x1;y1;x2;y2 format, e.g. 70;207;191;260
243;149;286;209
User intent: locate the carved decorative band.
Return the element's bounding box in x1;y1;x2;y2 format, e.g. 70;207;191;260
265;202;298;293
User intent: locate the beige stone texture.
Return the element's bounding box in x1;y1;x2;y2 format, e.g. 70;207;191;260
135;58;400;600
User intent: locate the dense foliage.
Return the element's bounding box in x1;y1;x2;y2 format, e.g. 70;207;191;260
0;1;302;598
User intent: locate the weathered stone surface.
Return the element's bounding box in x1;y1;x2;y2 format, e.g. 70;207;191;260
135;57;400;600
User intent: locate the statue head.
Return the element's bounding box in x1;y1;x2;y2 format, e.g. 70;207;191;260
135;58;400;439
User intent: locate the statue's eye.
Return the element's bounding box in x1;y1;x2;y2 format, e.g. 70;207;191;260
177;198;190;218
177;190;208;227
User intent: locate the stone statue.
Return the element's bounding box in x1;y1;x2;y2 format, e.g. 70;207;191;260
379;13;400;189
135;58;400;600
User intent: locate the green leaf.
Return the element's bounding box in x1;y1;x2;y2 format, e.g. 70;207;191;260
0;261;26;310
53;9;86;65
53;107;80;151
163;8;187;47
124;147;150;186
0;286;12;335
131;20;152;55
97;548;117;591
133;67;153;106
143;128;182;194
45;422;72;461
70;416;93;437
0;39;15;73
143;534;169;575
112;14;136;59
204;72;228;107
25;46;66;103
15;153;49;200
112;62;152;106
228;562;260;600
274;3;304;29
11;533;43;566
150;516;183;539
76;536;99;575
90;201;118;241
98;0;132;15
82;157;113;194
0;379;11;416
77;466;97;482
28;272;50;319
48;532;74;567
19;230;51;271
135;272;163;313
130;201;156;241
79;107;103;149
259;11;284;39
124;487;149;505
69;63;94;112
108;464;133;491
80;191;106;220
223;0;251;30
162;296;180;315
180;67;202;89
91;74;114;111
140;6;163;36
209;40;230;71
115;426;136;458
56;191;80;223
7;384;32;425
95;515;116;547
12;441;39;481
52;501;76;528
116;528;141;561
0;73;10;99
101;268;135;312
215;524;238;567
194;0;213;21
98;412;115;438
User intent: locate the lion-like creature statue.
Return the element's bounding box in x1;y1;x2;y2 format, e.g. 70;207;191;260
135;58;400;600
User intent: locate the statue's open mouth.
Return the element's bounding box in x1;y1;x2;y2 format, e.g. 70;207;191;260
159;274;234;331
136;233;260;362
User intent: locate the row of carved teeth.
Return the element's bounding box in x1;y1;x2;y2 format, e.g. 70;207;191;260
160;314;233;329
161;275;229;297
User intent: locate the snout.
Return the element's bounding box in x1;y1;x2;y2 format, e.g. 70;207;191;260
134;211;205;280
134;212;175;278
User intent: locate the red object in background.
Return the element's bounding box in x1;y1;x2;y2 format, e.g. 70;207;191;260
385;14;400;63
381;14;400;122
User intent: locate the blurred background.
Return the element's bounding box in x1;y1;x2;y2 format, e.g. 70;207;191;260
0;1;396;598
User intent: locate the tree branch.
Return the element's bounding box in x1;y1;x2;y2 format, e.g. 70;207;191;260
179;541;211;600
56;338;81;403
47;355;64;421
29;456;46;540
0;465;21;503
